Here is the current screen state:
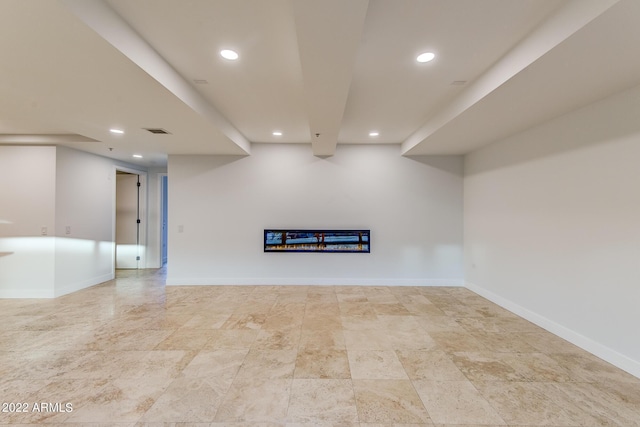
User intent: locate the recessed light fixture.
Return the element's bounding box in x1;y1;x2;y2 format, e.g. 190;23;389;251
132;154;143;159
416;52;435;63
220;49;239;60
110;128;124;134
369;131;379;137
272;131;283;136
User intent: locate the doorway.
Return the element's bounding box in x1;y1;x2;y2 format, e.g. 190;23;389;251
160;174;168;266
115;169;146;269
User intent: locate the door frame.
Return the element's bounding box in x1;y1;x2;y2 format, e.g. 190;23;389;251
113;165;148;272
159;173;168;266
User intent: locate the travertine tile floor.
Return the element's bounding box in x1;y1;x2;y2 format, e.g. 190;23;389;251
2;268;640;426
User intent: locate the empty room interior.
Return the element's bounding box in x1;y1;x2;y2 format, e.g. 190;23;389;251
1;0;640;425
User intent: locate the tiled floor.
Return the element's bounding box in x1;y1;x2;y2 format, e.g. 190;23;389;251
1;269;640;426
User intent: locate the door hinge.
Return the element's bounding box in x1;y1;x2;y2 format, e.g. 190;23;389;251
137;219;141;224
136;256;141;261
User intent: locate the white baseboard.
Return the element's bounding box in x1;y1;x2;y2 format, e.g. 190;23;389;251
0;273;114;299
466;281;640;379
166;277;465;287
54;272;115;298
0;289;55;298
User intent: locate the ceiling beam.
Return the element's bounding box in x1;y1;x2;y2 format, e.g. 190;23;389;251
60;0;251;155
292;0;369;157
401;0;619;156
0;134;97;143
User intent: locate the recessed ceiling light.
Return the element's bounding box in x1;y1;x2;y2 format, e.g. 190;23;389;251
132;154;143;158
272;131;283;136
220;49;239;60
110;128;124;134
369;131;379;137
416;52;435;63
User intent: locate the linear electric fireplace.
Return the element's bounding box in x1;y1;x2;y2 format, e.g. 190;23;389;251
264;229;370;253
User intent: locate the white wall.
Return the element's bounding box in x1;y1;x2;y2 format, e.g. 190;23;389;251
168;144;464;286
0;145;154;298
54;147;115;296
464;83;640;377
0;146;57;297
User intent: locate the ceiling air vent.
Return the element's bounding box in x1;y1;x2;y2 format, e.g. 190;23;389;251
144;128;171;135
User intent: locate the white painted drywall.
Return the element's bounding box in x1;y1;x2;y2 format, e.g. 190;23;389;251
146;168;167;268
167;144;464;286
0;146;57;297
0;146;57;237
54;147;115;296
0;145;154;297
464;83;640;377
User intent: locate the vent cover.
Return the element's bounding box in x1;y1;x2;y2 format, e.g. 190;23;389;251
144;128;171;135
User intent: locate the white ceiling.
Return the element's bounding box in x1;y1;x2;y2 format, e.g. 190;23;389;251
1;0;639;166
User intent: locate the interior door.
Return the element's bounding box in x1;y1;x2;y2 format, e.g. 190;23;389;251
115;172;140;269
